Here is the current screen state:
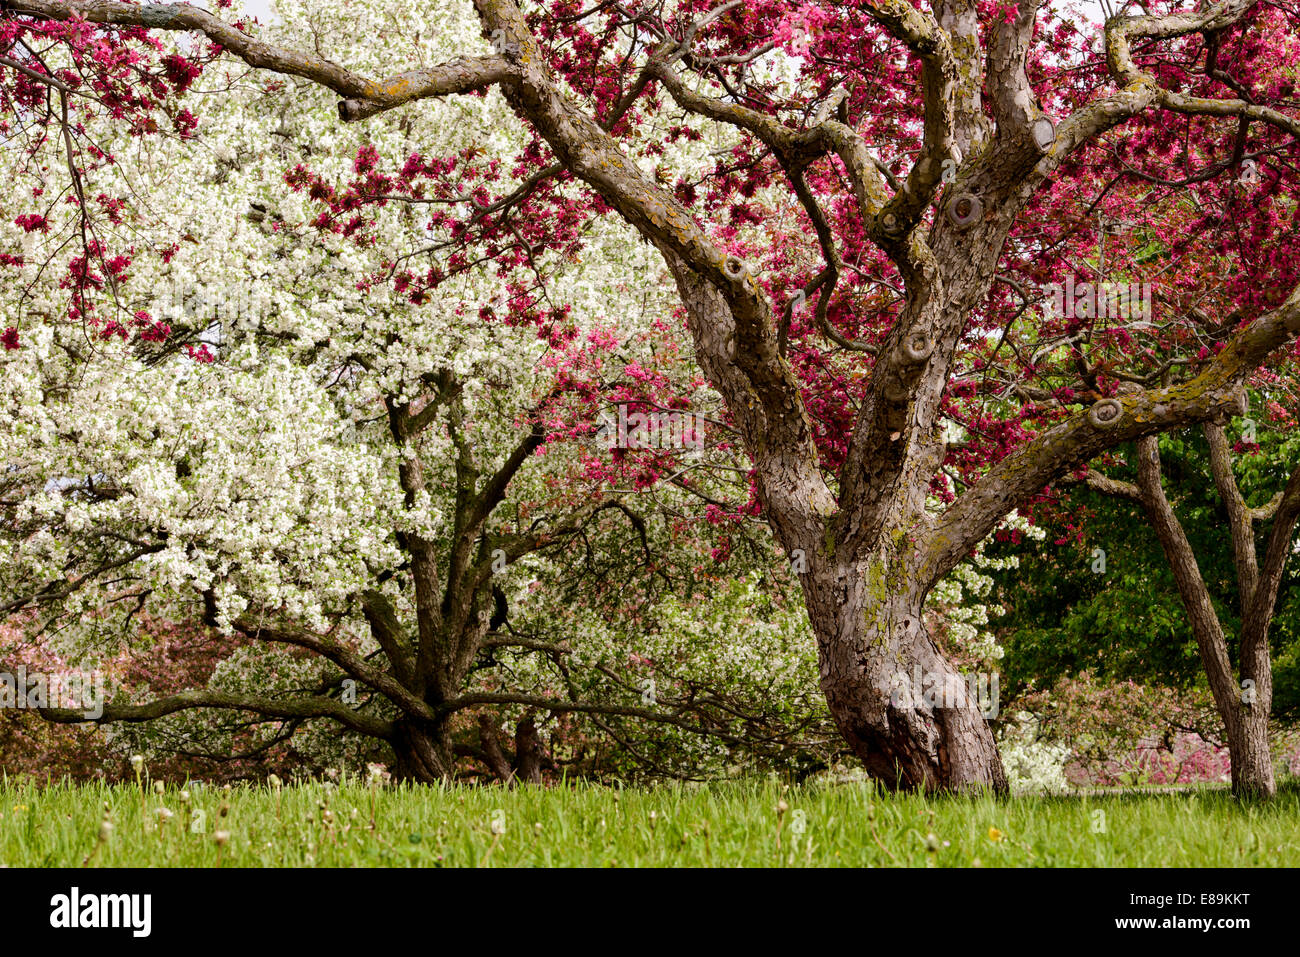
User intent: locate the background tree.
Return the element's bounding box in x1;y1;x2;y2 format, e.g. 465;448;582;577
991;430;1300;788
0;1;842;782
994;418;1300;795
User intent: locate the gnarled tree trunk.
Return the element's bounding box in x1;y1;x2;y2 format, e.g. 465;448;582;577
390;718;455;783
804;554;1006;791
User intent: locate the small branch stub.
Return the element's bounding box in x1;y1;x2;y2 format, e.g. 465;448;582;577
1226;385;1249;418
900;333;935;364
723;256;749;281
1209;386;1248;423
1031;116;1056;152
945;192;982;229
881;212;905;237
338;99;372;123
1088;397;1123;429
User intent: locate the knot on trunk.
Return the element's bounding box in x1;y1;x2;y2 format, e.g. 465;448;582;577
880;211;907;238
944;192;982;229
899;332;936;365
722;255;749;281
1088;397;1123;428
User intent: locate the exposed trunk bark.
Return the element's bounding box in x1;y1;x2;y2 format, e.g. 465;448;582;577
477;713;515;783
513;715;544;785
1226;616;1277;797
803;555;1007;792
1210;688;1276;799
1225;703;1274;798
390;718;455;783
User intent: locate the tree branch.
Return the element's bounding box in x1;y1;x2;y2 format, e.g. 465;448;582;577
1204;421;1259;606
5;0;516;120
39;689;394;738
920;282;1300;586
236;619;436;721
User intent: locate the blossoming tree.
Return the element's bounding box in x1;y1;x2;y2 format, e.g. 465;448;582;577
2;0;843;782
4;0;1300;793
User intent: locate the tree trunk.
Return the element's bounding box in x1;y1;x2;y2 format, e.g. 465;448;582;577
652;244;1006;792
513;715;544;785
1223;632;1275;799
390;718;454;783
477;713;515;782
803;557;1007;792
1225;704;1275;798
1135;435;1277;799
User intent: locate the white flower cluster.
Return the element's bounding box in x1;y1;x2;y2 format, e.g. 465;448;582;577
997;712;1072;795
925;509;1042;668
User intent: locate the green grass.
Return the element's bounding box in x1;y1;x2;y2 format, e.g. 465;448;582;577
2;776;1298;867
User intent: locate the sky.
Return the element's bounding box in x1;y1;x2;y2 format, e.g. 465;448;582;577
243;0;276;22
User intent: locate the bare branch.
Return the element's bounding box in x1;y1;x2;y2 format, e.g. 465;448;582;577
39;689;394;738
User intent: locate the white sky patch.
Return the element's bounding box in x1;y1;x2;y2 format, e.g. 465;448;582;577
243;0;277;23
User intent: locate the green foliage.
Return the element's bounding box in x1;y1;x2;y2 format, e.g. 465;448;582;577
987;425;1300;722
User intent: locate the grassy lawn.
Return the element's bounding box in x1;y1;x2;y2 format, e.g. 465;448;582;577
2;776;1297;867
